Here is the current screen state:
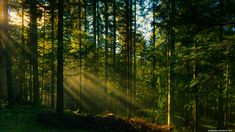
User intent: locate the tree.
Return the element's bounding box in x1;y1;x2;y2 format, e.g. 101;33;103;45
112;0;116;83
1;0;14;105
57;0;64;114
104;0;108;94
1;0;235;130
49;0;55;109
167;0;175;128
92;0;97;73
151;0;157;123
19;1;26;101
217;0;225;129
132;0;137;107
125;0;133;117
30;0;40;106
79;0;82;109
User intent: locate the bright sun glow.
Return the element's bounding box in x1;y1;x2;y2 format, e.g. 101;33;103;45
9;10;45;27
9;11;26;26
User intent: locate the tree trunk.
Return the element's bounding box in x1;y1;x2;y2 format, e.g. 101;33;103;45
125;0;132;118
57;0;64;114
225;64;229;127
217;85;224;129
49;0;55;109
20;3;26;101
104;0;108;94
167;0;175;128
133;0;137;107
41;10;46;105
110;0;117;112
151;2;156;123
30;0;40;106
29;65;33;102
217;0;225;128
79;0;82;110
93;0;97;73
2;0;14;105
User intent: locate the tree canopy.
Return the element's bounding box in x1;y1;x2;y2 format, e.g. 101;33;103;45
0;0;234;131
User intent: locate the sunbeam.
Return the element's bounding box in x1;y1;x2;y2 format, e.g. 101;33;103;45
62;67;141;115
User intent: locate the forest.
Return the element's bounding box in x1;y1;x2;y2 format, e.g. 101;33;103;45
0;0;235;131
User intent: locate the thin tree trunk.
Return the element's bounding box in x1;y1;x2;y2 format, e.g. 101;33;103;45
194;55;199;132
151;2;156;123
22;5;26;101
167;0;175;128
20;3;25;101
96;2;100;76
112;0;116;81
133;0;137;105
104;0;108;94
57;0;64;114
41;10;46;104
217;0;224;128
225;64;229;127
111;0;116;112
217;84;224;129
79;0;82;110
50;0;55;109
129;0;133;118
93;0;97;73
0;0;3;108
29;65;33;102
125;0;130;117
80;0;88;111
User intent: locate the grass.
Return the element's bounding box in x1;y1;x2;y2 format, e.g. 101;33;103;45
0;105;85;132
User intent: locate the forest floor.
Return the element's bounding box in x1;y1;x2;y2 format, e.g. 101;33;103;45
37;112;170;132
0;105;84;132
0;105;234;132
0;105;169;132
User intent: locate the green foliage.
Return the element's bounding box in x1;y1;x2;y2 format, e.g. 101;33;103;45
0;0;234;130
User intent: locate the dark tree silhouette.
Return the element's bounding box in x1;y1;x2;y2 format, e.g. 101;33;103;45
57;0;64;114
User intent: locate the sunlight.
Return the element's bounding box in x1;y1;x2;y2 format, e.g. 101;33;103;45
63;68;140;114
9;9;45;28
0;1;2;24
9;11;27;26
1;0;233;131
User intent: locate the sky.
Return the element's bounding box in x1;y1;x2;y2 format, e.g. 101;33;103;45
9;1;154;41
136;0;154;41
